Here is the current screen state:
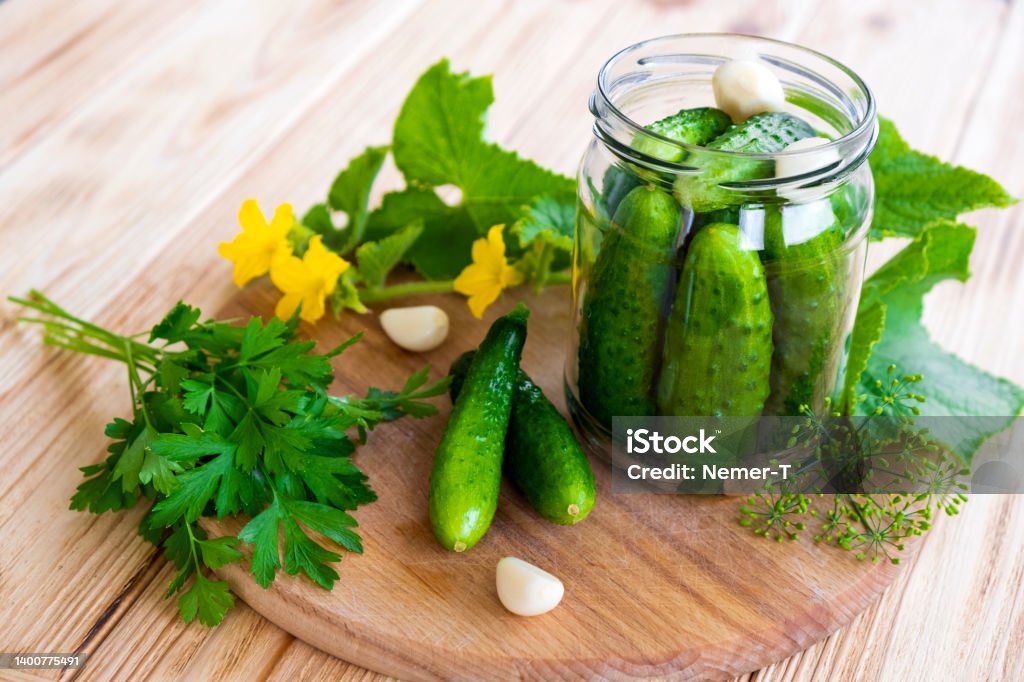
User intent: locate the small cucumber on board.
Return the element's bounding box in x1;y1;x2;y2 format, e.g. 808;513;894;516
450;351;596;526
577;185;682;429
603;107;732;216
761;204;848;416
657;223;774;416
429;304;529;552
674;112;817;213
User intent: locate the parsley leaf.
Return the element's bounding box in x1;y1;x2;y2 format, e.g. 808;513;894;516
197;535;245;569
870;117;1016;239
111;424;158;493
179;573;235;627
149;302;202;344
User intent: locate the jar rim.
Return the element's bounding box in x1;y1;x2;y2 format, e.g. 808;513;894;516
593;33;877;172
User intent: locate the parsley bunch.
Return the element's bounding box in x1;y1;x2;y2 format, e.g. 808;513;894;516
11;291;448;626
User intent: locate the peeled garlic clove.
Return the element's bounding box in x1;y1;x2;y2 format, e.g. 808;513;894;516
495;557;564;617
775;136;840;178
379;305;449;352
776;136;842;202
712;59;786;122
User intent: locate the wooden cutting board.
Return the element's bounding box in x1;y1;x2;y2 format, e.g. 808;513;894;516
204;284;910;681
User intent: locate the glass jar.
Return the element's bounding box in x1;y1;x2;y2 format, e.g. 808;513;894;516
567;34;878;444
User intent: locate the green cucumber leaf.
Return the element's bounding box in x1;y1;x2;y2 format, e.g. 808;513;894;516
355;220;424;289
301;203;335;244
366;187;479;279
512;195;575;253
841;291;886;412
855;220;1024;460
327;145;389;252
870;117;1016;239
378;59;573;277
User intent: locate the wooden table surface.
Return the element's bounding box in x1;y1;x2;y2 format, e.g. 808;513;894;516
1;0;1022;680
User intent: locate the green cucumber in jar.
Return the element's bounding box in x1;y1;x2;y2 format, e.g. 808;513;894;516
603;107;732;216
450;351;595;526
429;304;529;552
761;204;847;416
675;112;817;213
657;223;774;416
577;185;682;428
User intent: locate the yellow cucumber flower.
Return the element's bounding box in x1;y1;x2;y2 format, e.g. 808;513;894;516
270;235;350;323
218;199;294;287
454;225;524;319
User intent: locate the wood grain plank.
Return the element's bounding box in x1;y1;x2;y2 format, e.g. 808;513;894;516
1;0;1021;679
38;0;595;675
0;0;207;170
0;0;427;672
48;0;823;675
794;0;1009;159
266;642;393;682
744;1;1024;680
13;1;822;677
745;497;1024;682
0;672;57;682
794;0;1015;282
917;0;1024;384
69;564;292;682
0;0;423;313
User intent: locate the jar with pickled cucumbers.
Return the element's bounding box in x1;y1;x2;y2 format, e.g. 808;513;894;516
566;34;878;444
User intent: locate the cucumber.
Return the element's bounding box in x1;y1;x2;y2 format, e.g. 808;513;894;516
705;112;816;154
577;185;682;429
674;112;817;212
633;107;733;163
657;223;773;416
602;168;643;220
429;304;529;551
450;351;595;525
762;204;847;415
603;107;732;216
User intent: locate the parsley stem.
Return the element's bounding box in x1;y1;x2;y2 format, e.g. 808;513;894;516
123;339;156;429
11;292;161;366
183;520;204;575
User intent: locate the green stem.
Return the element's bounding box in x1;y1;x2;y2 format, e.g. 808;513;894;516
546;270;572;286
359;280;456;303
11;291;161;365
184;520;205;576
357;270;571;305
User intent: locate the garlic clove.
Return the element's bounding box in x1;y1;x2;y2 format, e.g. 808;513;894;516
776;136;842;202
495;557;564;617
712;59;786;123
379;305;449;352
